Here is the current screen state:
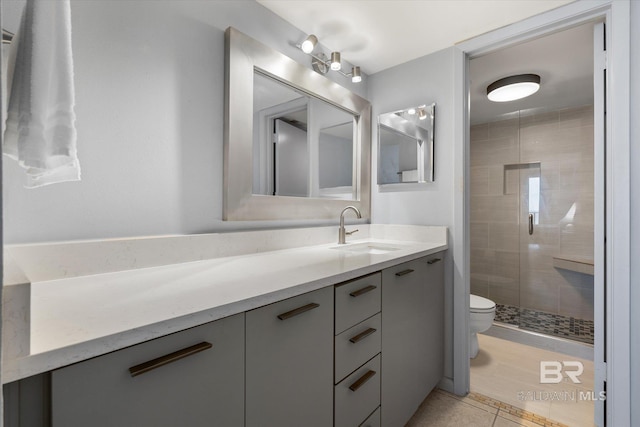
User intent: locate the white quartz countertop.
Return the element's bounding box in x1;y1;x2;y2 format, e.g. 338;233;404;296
2;225;447;383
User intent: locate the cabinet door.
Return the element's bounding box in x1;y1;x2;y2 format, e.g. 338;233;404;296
246;286;333;427
381;254;444;427
51;314;244;427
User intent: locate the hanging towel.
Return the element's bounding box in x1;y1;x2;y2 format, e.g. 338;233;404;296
3;0;80;188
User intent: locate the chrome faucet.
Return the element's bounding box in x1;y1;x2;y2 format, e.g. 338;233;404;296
338;206;362;244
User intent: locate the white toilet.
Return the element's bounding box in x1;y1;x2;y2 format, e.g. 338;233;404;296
469;294;496;358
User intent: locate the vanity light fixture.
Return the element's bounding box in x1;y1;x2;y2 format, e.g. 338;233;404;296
351;66;362;83
296;34;362;83
487;74;541;102
330;52;341;71
300;34;318;54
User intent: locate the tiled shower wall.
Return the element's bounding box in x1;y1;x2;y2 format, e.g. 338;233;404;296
470;105;594;322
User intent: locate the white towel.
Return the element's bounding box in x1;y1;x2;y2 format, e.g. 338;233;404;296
3;0;80;188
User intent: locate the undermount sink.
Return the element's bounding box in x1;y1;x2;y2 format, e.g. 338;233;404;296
330;242;401;255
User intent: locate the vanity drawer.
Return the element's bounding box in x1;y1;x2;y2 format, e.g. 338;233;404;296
360;406;381;427
335;273;381;334
335;354;380;427
335;313;381;383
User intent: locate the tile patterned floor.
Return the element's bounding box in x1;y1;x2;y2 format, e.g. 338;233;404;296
407;389;570;427
494;304;594;344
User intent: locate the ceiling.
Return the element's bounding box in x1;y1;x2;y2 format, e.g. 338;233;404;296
470;22;594;124
257;0;575;75
258;0;594;124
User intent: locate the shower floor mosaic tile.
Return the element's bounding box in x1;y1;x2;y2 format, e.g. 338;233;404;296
494;304;594;344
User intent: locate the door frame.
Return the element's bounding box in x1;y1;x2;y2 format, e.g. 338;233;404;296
451;1;630;426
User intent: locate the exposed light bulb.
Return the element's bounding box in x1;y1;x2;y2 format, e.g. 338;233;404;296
300;35;317;54
330;52;341;71
351;66;362;83
407;108;416;115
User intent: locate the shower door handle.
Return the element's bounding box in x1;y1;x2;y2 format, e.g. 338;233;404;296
528;214;534;235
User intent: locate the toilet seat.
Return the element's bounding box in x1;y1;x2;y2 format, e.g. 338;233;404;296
470;294;496;313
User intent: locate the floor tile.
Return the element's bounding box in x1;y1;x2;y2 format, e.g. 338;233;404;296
471;334;595;427
493;415;529;427
406;390;496;427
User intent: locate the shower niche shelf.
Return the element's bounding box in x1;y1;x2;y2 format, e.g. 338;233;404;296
552;256;594;276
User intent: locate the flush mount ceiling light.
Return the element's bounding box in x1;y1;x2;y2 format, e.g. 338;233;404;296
487;74;541;102
296;34;362;83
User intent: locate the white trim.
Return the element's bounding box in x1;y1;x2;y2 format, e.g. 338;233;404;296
605;3;631;426
593;20;606;427
452;2;631;426
451;47;470;395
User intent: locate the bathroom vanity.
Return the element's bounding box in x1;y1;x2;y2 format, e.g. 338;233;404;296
2;225;446;427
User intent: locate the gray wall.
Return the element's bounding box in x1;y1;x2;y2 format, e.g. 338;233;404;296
368;47;455;380
1;0;366;244
630;1;639;425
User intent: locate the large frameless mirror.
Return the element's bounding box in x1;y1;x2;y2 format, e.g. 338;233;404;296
225;27;371;220
377;103;435;185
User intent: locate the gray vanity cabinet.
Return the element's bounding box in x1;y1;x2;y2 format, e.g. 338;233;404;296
334;273;382;427
381;253;445;427
50;313;245;427
245;286;334;427
6;251;447;427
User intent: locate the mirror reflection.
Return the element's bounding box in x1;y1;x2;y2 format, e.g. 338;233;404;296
318;122;353;199
252;71;355;200
378;104;435;184
225;27;371;221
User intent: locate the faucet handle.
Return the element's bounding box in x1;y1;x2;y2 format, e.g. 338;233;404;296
345;229;359;236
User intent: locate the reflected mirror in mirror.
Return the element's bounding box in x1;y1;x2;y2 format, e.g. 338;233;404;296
378;103;435;185
252;71;355;200
318;121;354;200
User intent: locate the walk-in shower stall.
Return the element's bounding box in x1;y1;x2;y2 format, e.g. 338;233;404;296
470;106;594;345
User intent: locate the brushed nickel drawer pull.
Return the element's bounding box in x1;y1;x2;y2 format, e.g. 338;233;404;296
395;269;414;277
349;370;376;392
277;303;320;320
129;341;212;377
349;327;377;344
349;285;377;297
427;258;442;265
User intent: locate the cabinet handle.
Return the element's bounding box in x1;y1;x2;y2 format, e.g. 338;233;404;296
277;303;319;320
395;269;414;276
427;258;442;265
349;370;376;392
128;341;212;377
349;285;377;297
349;327;377;344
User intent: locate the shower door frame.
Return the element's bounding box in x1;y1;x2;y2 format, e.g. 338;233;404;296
451;2;631;427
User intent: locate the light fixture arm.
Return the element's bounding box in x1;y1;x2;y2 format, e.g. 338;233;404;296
295;35;362;83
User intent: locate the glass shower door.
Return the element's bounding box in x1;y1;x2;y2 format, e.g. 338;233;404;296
516;108;595;344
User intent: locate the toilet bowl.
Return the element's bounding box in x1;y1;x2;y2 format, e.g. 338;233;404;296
469;294;496;358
